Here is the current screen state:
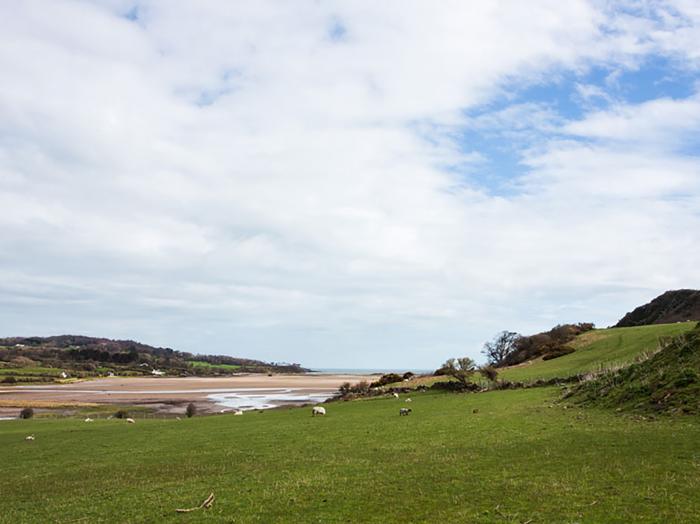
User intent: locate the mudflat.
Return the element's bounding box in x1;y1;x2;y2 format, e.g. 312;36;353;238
0;374;376;414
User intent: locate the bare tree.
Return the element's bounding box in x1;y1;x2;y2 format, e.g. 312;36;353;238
440;357;477;386
482;331;520;366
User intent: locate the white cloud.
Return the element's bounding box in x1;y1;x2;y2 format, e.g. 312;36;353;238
0;1;699;367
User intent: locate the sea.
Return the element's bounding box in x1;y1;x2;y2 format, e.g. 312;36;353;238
310;368;433;375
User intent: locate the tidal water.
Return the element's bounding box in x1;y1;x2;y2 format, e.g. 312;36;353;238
208;388;333;411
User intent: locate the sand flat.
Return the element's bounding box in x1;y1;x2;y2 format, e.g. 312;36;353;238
0;374;376;411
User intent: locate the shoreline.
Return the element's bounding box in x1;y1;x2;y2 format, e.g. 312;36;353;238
0;373;376;417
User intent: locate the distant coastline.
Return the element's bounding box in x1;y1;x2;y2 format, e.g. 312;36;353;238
309;368;433;375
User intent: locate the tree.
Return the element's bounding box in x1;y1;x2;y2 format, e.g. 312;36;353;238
440;357;477;386
186;403;197;418
482;331;520;366
478;365;499;382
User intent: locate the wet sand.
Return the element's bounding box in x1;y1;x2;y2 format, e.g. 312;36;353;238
0;374;375;415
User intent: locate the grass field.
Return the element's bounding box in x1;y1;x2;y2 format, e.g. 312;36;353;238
0;366;64;376
2;388;699;523
498;322;697;383
188;361;241;371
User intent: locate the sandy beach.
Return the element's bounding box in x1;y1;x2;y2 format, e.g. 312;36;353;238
0;374;376;416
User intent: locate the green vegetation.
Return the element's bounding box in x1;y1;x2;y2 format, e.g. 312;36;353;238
1;388;699;522
0;336;307;382
569;324;700;415
187;360;241;371
499;322;697;383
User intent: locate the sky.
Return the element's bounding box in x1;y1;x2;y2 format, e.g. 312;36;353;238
1;1;700;368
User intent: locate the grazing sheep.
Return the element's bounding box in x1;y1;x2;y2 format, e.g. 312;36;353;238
392;393;399;399
405;398;412;403
25;435;35;441
84;417;93;422
126;418;136;424
176;416;181;421
312;406;326;417
233;410;243;416
399;408;412;416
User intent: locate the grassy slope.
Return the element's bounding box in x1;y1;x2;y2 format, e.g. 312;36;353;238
499;322;697;382
187;361;241;371
2;389;699;523
569;324;700;414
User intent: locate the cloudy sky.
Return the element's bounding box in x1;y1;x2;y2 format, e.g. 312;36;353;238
1;1;699;368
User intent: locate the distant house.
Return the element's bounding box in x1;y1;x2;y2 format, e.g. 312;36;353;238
151;369;165;376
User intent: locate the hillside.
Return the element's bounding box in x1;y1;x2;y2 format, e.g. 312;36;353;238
498;322;697;383
615;289;700;327
0;335;307;383
567;324;700;415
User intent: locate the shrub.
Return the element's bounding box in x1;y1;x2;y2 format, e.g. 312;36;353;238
478;365;499;382
542;345;576;361
431;380;479;392
336;380;373;399
369;373;403;388
19;407;34;419
186;403;197;418
114;409;129;419
2;375;17;384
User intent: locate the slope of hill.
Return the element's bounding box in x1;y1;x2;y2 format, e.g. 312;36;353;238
567;323;700;414
0;335;307;382
615;289;700;327
498;322;697;383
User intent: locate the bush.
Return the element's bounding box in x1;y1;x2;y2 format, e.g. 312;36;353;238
479;365;499;382
336;380;372;399
369;373;403;388
431;381;480;392
186;403;197;418
542;345;576;361
19;407;34;419
114;409;129;419
2;375;17;384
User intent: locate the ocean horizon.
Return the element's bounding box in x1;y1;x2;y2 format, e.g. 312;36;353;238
309;368;433;375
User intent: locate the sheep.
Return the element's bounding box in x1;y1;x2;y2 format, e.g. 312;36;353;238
399;408;412;416
392;393;399;399
312;406;326;417
84;417;93;423
233;410;243;416
25;435;35;441
405;398;412;403
176;416;181;421
126;418;136;424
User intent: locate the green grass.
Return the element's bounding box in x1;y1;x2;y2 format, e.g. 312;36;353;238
2;388;699;523
569;324;700;415
499;322;697;383
187;361;241;371
0;366;64;376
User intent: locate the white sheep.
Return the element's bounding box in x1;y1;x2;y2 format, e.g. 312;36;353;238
176;416;181;421
84;417;93;422
126;418;136;424
399;408;412;416
233;410;243;416
312;406;326;417
405;398;412;403
392;392;399;399
25;435;35;441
